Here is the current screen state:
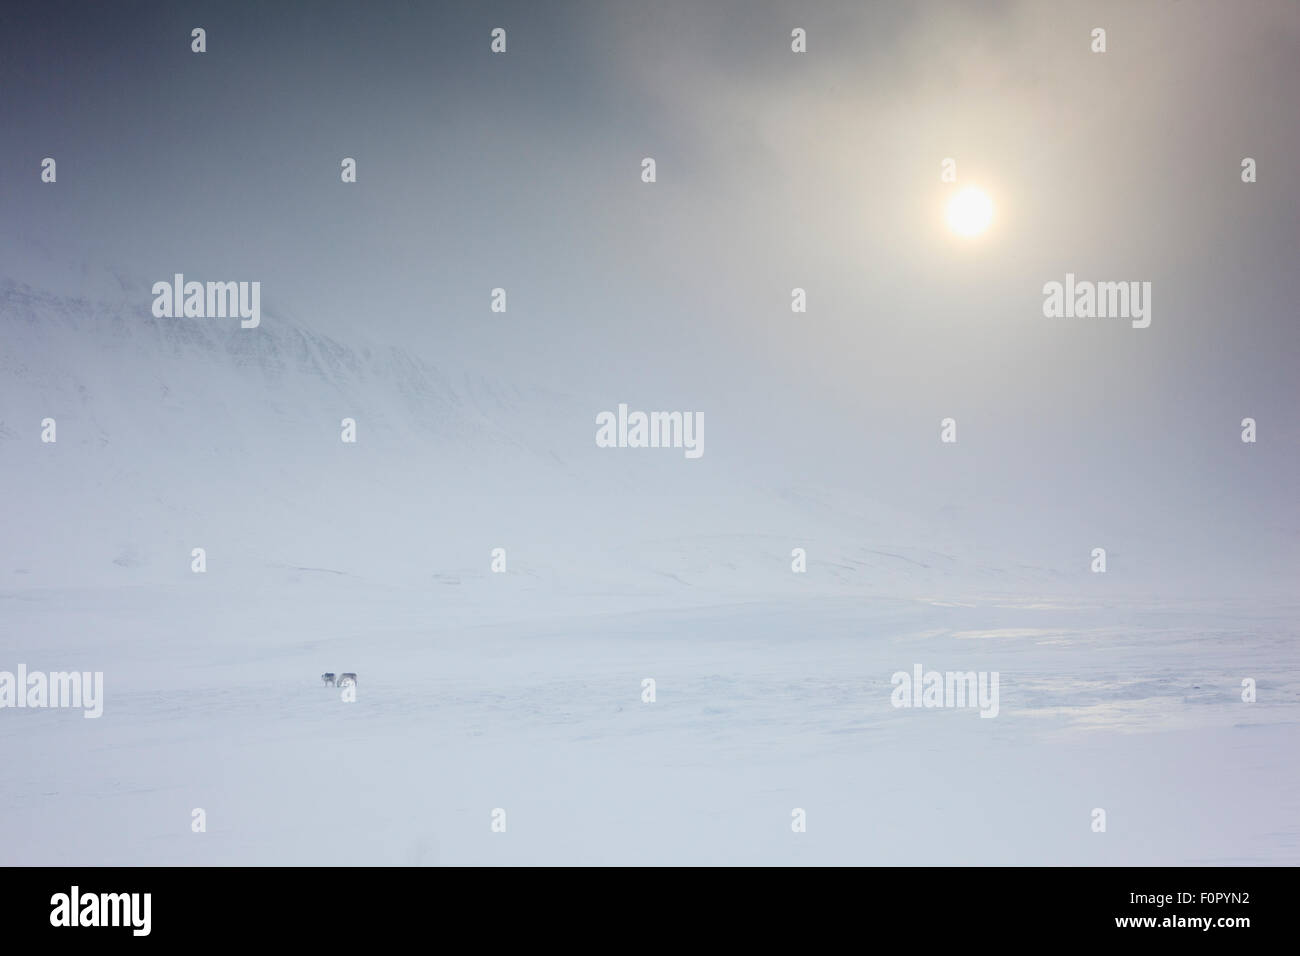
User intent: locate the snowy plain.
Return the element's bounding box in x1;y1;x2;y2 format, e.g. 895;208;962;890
2;584;1298;865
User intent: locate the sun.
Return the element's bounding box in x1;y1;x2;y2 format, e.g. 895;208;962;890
946;187;993;237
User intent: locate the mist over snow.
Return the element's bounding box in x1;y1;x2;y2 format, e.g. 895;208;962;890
1;0;1297;867
4;245;1291;606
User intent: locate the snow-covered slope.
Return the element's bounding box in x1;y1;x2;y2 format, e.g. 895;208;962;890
0;261;1076;603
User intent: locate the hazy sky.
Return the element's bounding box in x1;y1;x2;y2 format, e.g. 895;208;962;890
2;0;1297;590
